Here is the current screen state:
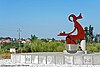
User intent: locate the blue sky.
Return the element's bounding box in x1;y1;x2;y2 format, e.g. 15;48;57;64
0;0;100;39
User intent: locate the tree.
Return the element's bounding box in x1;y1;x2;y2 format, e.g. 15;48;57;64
84;27;89;42
31;34;38;42
84;25;94;43
52;38;55;42
89;25;94;42
41;38;48;42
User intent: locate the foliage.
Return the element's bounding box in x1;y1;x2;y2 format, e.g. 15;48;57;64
14;38;65;53
31;34;38;42
84;27;89;42
0;39;100;59
84;25;94;43
22;43;31;53
31;39;65;52
0;53;11;59
0;34;100;56
0;42;19;53
87;43;100;52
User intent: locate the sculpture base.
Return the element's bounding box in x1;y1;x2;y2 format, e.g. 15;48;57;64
66;44;78;53
63;50;86;54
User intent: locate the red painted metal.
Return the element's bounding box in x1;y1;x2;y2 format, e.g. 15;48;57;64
58;13;85;44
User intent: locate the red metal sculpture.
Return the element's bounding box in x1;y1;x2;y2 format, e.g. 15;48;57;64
58;13;85;44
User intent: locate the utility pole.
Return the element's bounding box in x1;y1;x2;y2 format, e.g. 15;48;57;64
17;28;21;48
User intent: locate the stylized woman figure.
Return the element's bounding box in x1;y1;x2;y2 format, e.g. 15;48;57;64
58;13;85;44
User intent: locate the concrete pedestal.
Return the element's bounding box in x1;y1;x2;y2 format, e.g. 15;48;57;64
63;50;85;54
66;44;78;53
10;52;100;65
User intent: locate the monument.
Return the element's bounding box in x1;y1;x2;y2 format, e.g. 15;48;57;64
58;13;86;53
1;13;100;66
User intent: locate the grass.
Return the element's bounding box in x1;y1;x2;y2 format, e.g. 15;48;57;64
0;53;11;59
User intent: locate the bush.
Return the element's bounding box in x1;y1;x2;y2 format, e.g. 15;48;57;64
31;40;65;52
87;43;100;52
0;53;11;59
